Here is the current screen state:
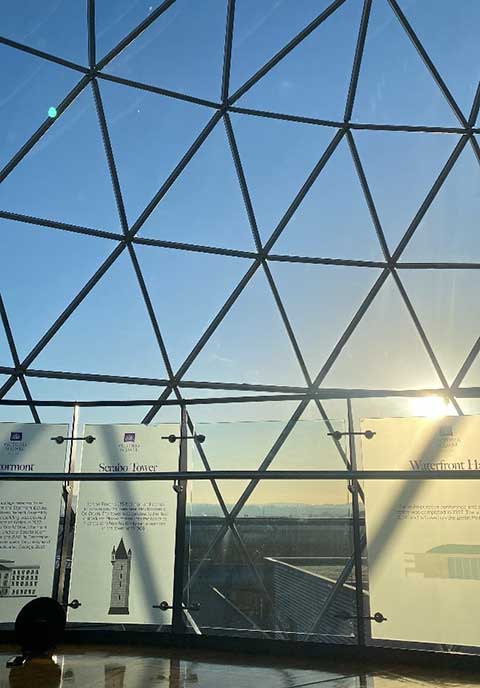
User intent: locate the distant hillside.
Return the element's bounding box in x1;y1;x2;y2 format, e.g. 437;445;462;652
189;502;354;517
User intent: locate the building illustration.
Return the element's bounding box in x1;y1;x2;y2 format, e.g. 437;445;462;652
0;560;40;597
108;539;132;615
406;545;480;581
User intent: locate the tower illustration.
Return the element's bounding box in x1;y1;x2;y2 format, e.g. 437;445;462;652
108;539;132;615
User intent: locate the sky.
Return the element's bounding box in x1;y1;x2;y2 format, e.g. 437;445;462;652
0;0;479;446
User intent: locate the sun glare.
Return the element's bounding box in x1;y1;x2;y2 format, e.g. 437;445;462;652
410;396;453;418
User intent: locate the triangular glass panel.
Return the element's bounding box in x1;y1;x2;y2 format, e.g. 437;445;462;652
400;269;480;385
23;403;72;427
78;404;177;427
321;273;441;389
0;45;80;170
234;506;355;638
235;0;362;121
179;388;272;406
231;113;335;243
104;0;227;101
99;78;213;225
351;396;441;428
188;438;249;520
0;218;115;361
191;420;294;472
185;525;270;633
185;398;305;425
273;137;385;260
236;478;352;525
136;246;251;371
211;480;253;517
186;457;228;520
234;476;355;638
266;411;348;472
353;0;459;126
353;130;459;254
396;0;480;118
186;267;306;387
0;322;13;368
452;398;480;417
401;143;480;262
230;0;333;96
25;376;168;425
408;396;458;418
26;376;165;402
138;122;257;250
0;379;36;423
184;516;227;604
190;474;250;519
461;352;480;390
0;85;119;230
0;0;88;64
311;397;346;423
270;263;382;377
2;375;25;400
34;251;169;379
96;1;162;63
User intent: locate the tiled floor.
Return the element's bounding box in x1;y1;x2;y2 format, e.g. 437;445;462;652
0;646;479;688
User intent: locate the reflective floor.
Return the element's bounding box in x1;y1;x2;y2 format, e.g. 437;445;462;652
0;646;479;688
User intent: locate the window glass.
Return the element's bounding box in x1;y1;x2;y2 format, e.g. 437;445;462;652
0;0;88;64
104;0;227;101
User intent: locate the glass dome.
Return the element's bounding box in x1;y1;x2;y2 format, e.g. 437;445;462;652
1;0;480;650
0;0;478;428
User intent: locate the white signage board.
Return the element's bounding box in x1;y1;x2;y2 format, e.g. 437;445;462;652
361;416;480;647
68;425;178;625
0;423;68;622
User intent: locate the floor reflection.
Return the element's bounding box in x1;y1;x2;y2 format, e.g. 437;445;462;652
0;649;479;688
104;664;126;688
6;656;61;688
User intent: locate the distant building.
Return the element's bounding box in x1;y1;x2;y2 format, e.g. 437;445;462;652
0;560;39;597
266;557;358;642
108;539;132;615
187;516;358;637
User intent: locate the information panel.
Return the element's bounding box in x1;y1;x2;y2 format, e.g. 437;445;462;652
68;425;178;625
361;416;480;647
0;423;68;623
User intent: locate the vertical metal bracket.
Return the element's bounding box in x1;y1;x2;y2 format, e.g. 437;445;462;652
347;398;366;646
171;407;189;634
55;404;79;606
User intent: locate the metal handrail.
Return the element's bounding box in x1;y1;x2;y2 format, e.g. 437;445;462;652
0;469;479;481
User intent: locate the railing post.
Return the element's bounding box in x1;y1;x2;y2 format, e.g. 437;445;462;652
171;405;188;633
56;403;78;605
347;398;366;646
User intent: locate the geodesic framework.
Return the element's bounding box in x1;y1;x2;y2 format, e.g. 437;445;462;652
0;0;479;640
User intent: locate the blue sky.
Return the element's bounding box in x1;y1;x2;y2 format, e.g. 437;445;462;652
0;0;479;430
